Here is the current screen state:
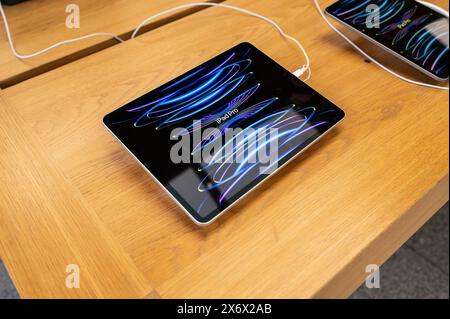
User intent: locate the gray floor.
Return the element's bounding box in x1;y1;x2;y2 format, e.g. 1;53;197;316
0;259;19;299
351;202;449;299
0;203;448;299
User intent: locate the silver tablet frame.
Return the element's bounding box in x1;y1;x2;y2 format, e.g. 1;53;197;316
104;115;345;226
325;10;449;82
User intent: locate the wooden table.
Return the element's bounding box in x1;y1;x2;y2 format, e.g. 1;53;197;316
0;0;222;88
0;0;448;298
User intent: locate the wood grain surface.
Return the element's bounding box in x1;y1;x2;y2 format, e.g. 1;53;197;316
0;0;222;88
0;0;448;298
0;93;154;298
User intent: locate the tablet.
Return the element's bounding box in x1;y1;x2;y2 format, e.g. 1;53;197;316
325;0;449;81
103;42;345;225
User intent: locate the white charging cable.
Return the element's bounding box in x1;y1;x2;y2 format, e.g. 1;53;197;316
0;3;125;59
131;2;310;79
313;0;449;91
0;2;310;80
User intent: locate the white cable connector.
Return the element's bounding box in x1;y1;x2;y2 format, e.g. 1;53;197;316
293;65;311;80
0;2;309;80
313;0;449;91
2;1;448;88
131;2;311;80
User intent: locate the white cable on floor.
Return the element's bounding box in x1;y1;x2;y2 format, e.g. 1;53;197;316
0;2;310;79
313;0;449;91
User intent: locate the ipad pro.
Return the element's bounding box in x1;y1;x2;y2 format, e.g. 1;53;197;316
325;0;449;81
103;42;345;225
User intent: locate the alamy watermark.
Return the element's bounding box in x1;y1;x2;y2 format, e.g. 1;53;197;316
65;264;80;289
65;4;81;29
170;121;280;174
366;4;381;29
365;264;380;289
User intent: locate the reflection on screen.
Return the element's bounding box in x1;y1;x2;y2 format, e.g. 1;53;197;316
328;0;449;79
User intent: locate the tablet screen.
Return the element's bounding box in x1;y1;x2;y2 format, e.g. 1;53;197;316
326;0;449;80
104;42;345;224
